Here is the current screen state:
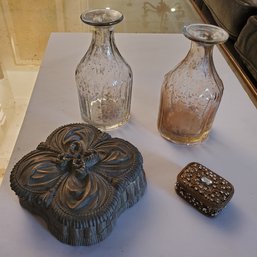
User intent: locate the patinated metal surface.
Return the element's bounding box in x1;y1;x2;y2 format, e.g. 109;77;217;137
10;123;146;246
175;162;234;217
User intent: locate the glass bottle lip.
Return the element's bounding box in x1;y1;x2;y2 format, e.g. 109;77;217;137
183;24;229;45
80;9;123;27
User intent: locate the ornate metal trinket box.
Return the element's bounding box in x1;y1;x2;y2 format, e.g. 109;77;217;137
175;162;234;217
10;123;146;245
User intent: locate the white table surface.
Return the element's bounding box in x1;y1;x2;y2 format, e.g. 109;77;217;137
0;33;256;257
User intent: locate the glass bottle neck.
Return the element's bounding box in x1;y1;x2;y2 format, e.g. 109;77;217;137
186;41;214;62
90;26;115;54
184;41;222;86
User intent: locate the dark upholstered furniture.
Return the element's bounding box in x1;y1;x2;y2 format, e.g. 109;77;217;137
191;0;257;97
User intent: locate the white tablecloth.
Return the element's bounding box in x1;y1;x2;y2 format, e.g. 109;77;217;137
0;33;256;257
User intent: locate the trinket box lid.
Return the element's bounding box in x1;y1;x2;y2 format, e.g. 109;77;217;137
10;123;146;246
176;162;234;216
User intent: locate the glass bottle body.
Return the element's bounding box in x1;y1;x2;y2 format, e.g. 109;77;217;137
158;24;228;144
75;9;132;130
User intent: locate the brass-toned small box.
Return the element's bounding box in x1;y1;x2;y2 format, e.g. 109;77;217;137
175;162;234;217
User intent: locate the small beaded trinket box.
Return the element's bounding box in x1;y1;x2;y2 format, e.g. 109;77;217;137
175;162;234;217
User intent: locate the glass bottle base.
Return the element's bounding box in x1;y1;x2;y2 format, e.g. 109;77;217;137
81;115;130;131
158;130;210;145
78;96;131;131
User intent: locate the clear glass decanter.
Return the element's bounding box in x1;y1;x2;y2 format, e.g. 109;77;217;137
158;24;229;144
75;9;133;130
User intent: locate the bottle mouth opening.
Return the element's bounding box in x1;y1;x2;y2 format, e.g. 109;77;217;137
81;9;123;27
183;24;229;44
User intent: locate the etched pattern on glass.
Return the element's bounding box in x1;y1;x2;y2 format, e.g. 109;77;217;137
158;24;228;144
75;9;132;130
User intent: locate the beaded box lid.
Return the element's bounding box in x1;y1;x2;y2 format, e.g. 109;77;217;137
175;162;234;217
10;123;146;246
